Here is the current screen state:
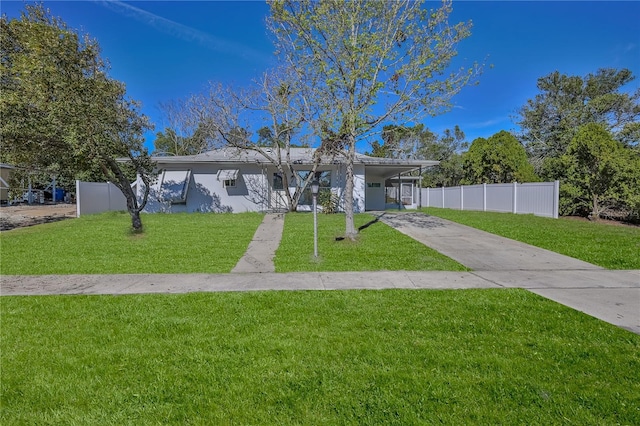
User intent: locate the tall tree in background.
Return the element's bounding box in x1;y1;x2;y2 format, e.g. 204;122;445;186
153;96;214;156
367;124;467;187
269;0;480;239
563;123;640;220
463;131;537;184
517;68;640;179
0;4;153;231
368;125;437;159
423;125;468;187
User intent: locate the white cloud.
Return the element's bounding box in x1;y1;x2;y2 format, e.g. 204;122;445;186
467;117;506;129
95;0;269;62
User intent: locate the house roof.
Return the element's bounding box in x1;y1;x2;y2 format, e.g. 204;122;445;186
148;148;438;180
151;147;438;169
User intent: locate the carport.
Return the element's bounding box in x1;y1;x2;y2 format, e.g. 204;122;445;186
361;157;438;211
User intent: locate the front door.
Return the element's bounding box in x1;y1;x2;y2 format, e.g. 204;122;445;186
269;172;288;211
401;182;413;206
365;182;384;210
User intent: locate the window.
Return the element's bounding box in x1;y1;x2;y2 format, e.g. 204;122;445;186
159;169;191;203
367;182;381;188
273;173;283;190
223;179;236;188
298;170;331;205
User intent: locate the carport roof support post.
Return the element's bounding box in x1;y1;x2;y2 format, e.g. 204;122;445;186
398;173;401;210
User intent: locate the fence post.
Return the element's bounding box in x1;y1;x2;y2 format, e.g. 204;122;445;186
108;182;113;211
418;167;422;209
76;180;81;217
460;185;464;211
426;187;429;208
441;186;445;208
483;183;487;211
553;180;560;219
512;182;518;214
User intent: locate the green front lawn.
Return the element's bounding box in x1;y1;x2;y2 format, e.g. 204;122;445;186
3;208;637;274
422;208;640;269
2;290;638;425
1;211;466;275
0;212;264;274
275;213;466;272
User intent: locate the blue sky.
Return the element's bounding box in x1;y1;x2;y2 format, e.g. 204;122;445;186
3;1;639;152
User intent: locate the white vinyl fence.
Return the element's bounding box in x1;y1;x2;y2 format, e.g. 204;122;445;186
76;180;127;217
421;181;559;218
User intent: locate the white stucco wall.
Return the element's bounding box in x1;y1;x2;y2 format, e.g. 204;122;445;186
353;164;366;213
141;162;368;214
143;164;267;213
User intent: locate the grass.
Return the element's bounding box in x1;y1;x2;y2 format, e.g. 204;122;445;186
0;212;264;274
2;289;639;425
275;213;466;272
422;208;640;270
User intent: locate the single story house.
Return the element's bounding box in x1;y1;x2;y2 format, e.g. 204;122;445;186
139;148;438;213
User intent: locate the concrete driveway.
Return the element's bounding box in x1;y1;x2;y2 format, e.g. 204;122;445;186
378;212;639;334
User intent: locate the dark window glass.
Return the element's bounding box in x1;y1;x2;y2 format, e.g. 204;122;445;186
297;171;331;205
273;173;283;190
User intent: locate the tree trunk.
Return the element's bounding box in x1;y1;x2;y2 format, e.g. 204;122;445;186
122;183;144;232
344;138;357;240
591;193;600;221
281;169;296;212
129;209;143;232
102;158;145;232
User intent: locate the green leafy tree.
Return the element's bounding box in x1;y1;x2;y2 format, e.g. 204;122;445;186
517;69;640;179
611;148;640;220
152;127;210;157
0;4;153;231
367;125;437;159
367;124;467;187
155;96;215;156
463;131;538;184
563;123;640;220
269;0;480;239
424;153;465;187
422;125;468;187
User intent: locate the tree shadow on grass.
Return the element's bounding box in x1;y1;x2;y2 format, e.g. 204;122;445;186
334;216;381;241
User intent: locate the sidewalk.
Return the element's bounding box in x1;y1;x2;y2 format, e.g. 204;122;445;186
1;212;638;334
2;270;638;333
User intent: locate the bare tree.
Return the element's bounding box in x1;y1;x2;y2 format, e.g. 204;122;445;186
269;0;482;238
201;67;325;212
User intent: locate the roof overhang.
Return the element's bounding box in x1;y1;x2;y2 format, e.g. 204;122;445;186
217;169;240;181
139;150;440;179
363;160;439;180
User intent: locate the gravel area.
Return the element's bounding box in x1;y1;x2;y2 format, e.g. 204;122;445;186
0;204;77;231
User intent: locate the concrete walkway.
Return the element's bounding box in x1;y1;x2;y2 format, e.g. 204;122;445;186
231;213;284;273
1;212;638;334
